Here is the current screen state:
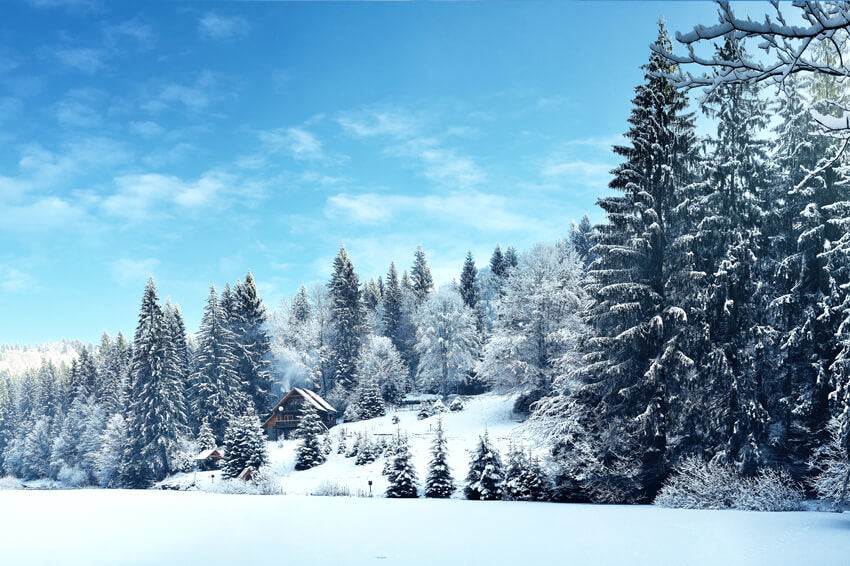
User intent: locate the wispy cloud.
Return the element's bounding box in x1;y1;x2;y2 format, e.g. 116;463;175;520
49;47;106;74
142;71;233;114
53;88;106;128
198;13;251;41
129;120;164;138
337;107;422;139
0;265;36;293
111;257;159;286
259;127;325;161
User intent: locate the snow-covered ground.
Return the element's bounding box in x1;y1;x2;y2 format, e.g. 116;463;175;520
1;489;848;566
0;340;86;376
168;393;535;496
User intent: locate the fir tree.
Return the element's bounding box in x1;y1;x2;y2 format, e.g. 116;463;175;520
490;244;506;279
232;271;274;414
95;413;126;488
328;244;365;392
464;431;504;501
221;411;268;480
410;245;434;303
190;285;244;441
568;214;596;266
354;376;385;420
425;419;454;498
197;418;217;451
504;245;518;270
294;401;326;470
386;435;418;498
121;278;189;488
459;251;479;310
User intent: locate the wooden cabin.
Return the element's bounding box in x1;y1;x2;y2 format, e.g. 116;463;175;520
193;448;222;471
262;387;337;441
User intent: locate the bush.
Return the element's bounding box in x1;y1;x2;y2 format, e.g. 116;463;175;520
655;457;803;511
207;468;282;495
0;476;22;490
312;480;351;497
57;465;89;488
449;397;464;412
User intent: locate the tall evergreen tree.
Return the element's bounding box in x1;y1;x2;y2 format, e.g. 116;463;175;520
410;245;434;303
294;401;326;470
122;278;189;488
490;244;507;279
569;214;596;266
190;285;244;441
464;431;504;501
328;244;365;392
221;410;268;479
570;21;697;501
386;434;418;498
233;271;274;414
459;252;478;310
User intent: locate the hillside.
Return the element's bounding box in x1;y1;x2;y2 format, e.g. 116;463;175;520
0;341;88;377
166;393;534;496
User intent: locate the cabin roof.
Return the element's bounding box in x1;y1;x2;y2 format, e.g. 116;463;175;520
194;448;222;460
262;387;337;428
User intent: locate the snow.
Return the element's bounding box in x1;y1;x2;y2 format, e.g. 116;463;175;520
1;489;849;566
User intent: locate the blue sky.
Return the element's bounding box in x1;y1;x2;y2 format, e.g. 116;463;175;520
0;0;755;344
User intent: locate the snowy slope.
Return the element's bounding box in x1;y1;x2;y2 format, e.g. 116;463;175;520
1;489;848;566
168;393;533;496
0;340;87;376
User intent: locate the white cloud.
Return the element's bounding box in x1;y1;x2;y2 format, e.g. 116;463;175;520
259;127;324;160
142;71;231;114
199;13;251;40
325;191;537;234
50;47;106;74
0;265;35;293
111;258;159;286
129;120;165;137
541;160;611;181
54;88;106;128
337;108;422;139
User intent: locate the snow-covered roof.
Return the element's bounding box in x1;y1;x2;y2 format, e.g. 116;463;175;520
295;387;337;413
194;449;222;460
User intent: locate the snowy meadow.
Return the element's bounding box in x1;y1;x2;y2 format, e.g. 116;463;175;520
6;1;850;565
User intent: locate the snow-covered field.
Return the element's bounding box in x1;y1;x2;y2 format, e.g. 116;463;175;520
1;489;848;566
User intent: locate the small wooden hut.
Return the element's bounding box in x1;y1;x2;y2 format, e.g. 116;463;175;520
262;387;337;441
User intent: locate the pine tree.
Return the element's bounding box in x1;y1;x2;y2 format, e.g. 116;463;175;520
386;434;418;498
291;284;312;323
490;244;506;279
294;401;326;470
328;244;365;392
221;411;268;480
519;455;551;502
95;413;126;488
504;246;518;271
464;431;504;501
354;376;385;420
410;245;434;303
569;21;697;501
503;443;529;501
197;418;217;451
425;419;454;498
21;417;52;479
220;282;237;325
165;301;192;407
459;251;478;310
121;278;189;488
190;285;245;441
232;271;274;414
568;214;596;266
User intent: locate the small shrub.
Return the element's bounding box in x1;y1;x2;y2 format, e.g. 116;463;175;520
449;397;464;412
0;476;22;490
312;481;351;497
655;456;803;512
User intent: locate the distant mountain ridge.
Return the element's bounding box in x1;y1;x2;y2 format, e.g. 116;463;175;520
0;340;90;377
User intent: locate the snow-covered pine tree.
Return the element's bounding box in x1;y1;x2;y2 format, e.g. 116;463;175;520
165;301;192;410
328;244;365;393
97;332;130;417
355;336;409;406
20;417;52;480
232;271;274;414
503;443;529;501
504;246;518;271
464;431;504;501
294;400;326;470
490;244;507;280
410;245;434;304
569;214;596;267
220;282;237;325
94;412;126;487
381;262;417;378
415;287;478;396
425;419;454;498
190;285;245;441
121;278;189;488
386;434;418;498
459;252;479;310
567;21;697;501
519;455;551;502
197;418;217;451
221;410;268;480
353;376;385;420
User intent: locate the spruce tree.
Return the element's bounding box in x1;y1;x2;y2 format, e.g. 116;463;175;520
328;244;365;392
410;245;434;303
504;245;518;271
570;21;697;501
197;418;217;451
503;443;529;501
354;376;385;420
233;271;274;414
489;244;506;279
425;419;454;498
568;214;596;266
190;285;244;441
464;432;504;501
122;278;189;488
386;434;418;498
294;401;326;470
221;411;268;480
459;252;478;310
